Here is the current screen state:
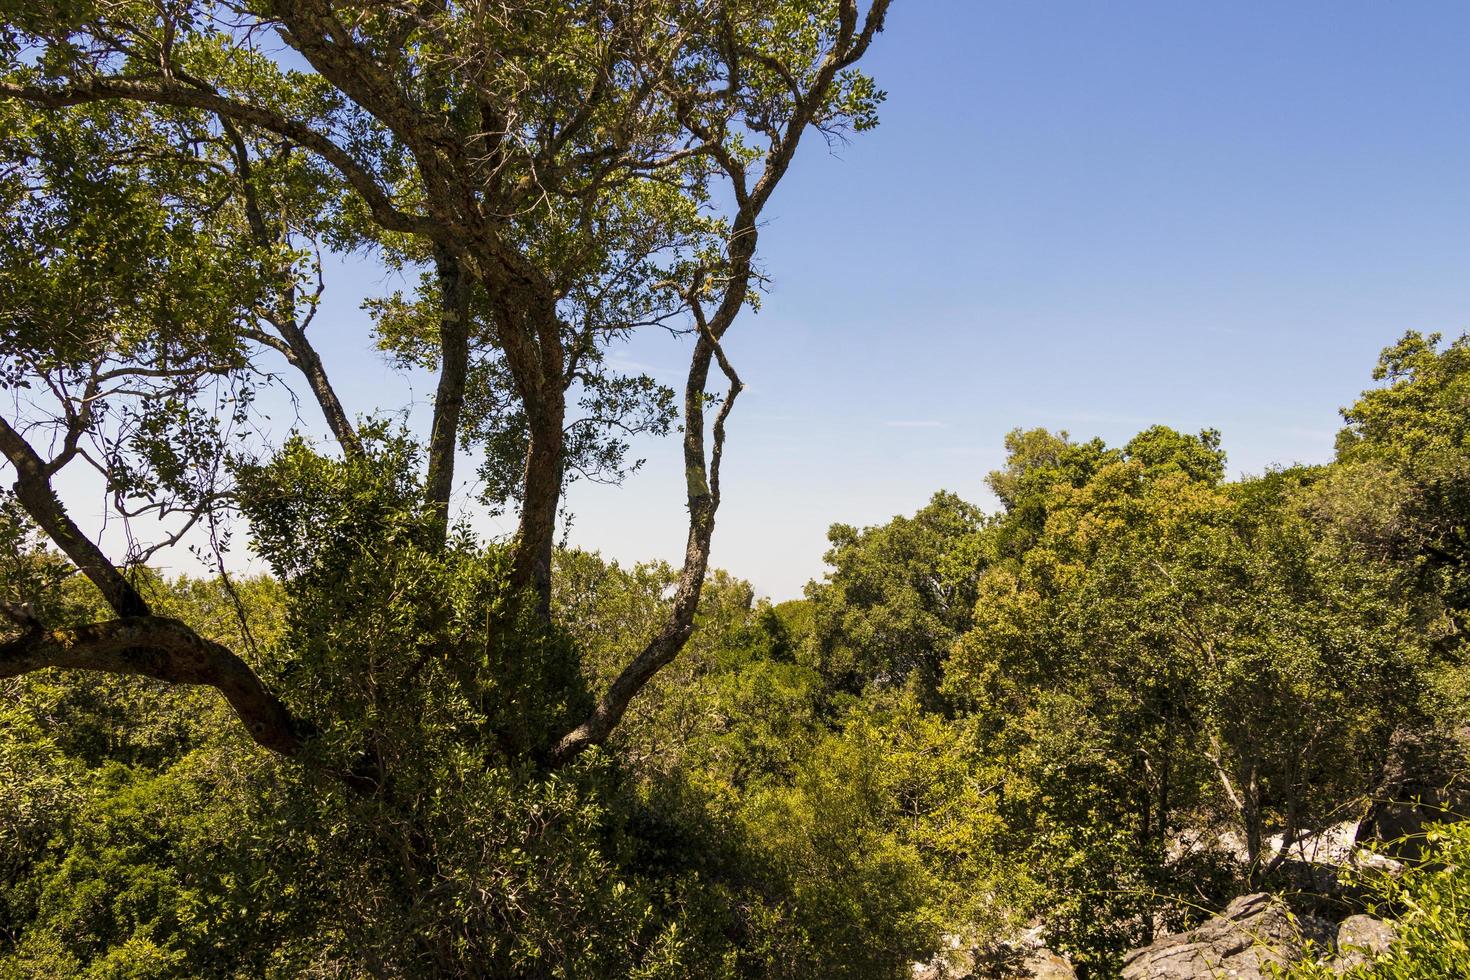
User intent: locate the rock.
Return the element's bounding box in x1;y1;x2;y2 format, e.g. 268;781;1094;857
911;928;1077;980
1357;726;1470;860
1282;820;1361;867
911;934;972;980
1349;848;1403;875
1120;893;1333;980
1334;914;1396;969
1015;947;1077;979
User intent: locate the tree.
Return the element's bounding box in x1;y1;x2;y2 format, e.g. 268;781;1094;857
1332;330;1470;617
0;0;891;770
0;6;894;973
805;491;987;704
945;427;1431;966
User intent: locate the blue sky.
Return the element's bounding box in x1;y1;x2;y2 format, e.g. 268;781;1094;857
212;1;1470;599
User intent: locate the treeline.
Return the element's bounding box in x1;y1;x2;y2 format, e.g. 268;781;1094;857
4;331;1470;978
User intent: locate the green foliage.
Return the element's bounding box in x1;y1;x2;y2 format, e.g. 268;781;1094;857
0;98;265;367
941;428;1433;967
6;333;1470;978
554;554;1000;978
805;491;987;704
0;546;291;978
1334;330;1470;615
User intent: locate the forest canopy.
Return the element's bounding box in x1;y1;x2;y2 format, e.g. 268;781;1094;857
2;328;1468;976
3;3;1470;979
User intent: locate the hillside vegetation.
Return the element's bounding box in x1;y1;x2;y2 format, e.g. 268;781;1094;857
5;332;1470;977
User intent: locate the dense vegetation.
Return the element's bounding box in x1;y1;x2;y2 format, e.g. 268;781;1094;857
3;3;1470;978
3;331;1470;977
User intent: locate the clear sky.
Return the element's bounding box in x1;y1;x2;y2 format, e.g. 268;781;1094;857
165;1;1470;600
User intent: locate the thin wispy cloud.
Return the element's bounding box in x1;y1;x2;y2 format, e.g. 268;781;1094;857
604;353;662;376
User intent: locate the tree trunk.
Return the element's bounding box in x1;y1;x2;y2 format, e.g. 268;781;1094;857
275;318;362;457
1244;769;1264;874
510;402;564;620
424;247;470;547
494;296;567;622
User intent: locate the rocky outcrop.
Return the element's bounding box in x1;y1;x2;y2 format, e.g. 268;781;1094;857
1120;893;1333;980
924;789;1426;980
1119;893;1403;978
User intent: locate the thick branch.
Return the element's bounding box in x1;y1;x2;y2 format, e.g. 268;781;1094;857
0;419;310;760
0;417;149;617
0;615;304;756
495;296;568;620
269;2;474;201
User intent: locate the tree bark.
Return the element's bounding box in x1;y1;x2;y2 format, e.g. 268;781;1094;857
0;615;304;756
495;298;567;622
546;0;892;760
0;418;149;618
510;406;565;621
424;246;471;546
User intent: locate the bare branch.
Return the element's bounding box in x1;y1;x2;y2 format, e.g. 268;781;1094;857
550;2;890;759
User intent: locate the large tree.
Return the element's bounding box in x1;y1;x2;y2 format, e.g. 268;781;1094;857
0;0;890;768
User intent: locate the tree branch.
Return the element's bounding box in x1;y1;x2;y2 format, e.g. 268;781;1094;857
0;615;305;756
0;77;433;236
547;3;890;759
0;418;315;764
258;315;364;457
0;416;149;618
551;311;742;763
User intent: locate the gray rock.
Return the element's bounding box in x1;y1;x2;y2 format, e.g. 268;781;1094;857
1015;947;1077;979
1334;914;1396;969
1357;726;1470;861
1121;893;1332;980
911;930;1077;980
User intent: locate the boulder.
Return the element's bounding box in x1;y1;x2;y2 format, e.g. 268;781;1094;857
1015;947;1077;979
1357;726;1470;860
1121;893;1332;980
911;928;1077;980
1334;914;1396;970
